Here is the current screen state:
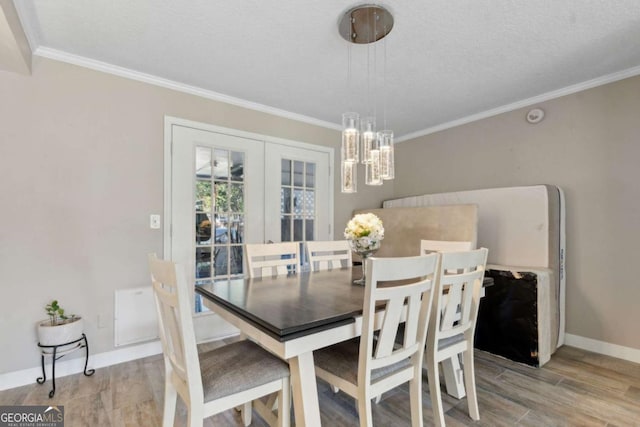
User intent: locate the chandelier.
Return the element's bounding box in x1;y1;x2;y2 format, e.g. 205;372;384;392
339;4;395;193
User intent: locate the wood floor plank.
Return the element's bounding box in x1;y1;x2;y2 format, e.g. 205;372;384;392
544;356;638;394
578;351;640;382
108;359;155;410
497;370;638;426
475;349;565;385
517;407;606;427
64;391;113;427
553;378;640;426
475;370;609;426
472;387;530;423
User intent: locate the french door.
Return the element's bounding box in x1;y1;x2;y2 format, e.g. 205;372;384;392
167;119;333;340
265;143;331;265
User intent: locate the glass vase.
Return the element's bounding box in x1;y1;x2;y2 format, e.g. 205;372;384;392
349;239;380;285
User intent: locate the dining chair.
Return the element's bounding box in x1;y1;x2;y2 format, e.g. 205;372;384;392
306;240;352;271
420;239;474;255
426;248;488;427
148;254;291;427
314;254;440;427
245;242;300;278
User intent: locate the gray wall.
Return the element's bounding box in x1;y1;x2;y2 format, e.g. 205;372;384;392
0;57;392;374
395;75;640;350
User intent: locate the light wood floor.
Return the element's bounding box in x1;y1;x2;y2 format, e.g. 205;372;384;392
1;342;639;426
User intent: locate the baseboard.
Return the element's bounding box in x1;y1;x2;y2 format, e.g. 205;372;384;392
564;333;640;364
0;340;162;391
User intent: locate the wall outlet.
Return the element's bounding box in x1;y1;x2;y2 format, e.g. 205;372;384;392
150;214;161;229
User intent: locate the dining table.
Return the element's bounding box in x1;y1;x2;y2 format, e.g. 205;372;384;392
195;266;491;427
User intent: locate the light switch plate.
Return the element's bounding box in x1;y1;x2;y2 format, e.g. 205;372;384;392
150;214;161;229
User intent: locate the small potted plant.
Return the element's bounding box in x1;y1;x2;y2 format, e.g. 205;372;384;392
37;300;84;346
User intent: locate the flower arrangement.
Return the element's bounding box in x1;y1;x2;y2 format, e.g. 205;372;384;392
344;213;385;253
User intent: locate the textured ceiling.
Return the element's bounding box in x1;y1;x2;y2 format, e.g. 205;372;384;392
14;0;640;140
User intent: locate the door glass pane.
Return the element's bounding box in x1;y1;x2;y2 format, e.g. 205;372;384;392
213;246;228;277
293;189;303;215
196;147;212;178
196;247;211;279
215;215;229;244
214;182;228;212
293;161;304;186
230;151;244;181
305;219;314;241
281;188;291;214
229;214;244;244
230;183;244;212
293;218;303;241
306;163;315;188
281;159;291;185
230;246;243;275
195;181;212;212
304;190;315;218
281;216;291;241
214;149;229;180
196;213;212;244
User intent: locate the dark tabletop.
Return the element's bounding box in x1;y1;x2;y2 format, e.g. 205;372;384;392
195;268;495;343
196;268;365;342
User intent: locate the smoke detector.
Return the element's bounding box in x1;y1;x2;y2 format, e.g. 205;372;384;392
526;108;545;124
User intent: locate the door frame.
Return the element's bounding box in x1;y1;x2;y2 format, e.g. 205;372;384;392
163;116;335;260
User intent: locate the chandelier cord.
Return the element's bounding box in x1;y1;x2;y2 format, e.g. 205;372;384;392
383;22;388;131
373;8;378;121
347;27;352;112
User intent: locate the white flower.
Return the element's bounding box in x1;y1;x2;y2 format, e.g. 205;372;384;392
344;213;384;252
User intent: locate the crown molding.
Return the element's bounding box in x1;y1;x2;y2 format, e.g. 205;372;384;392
30;47;640;142
396;64;640;143
33;46;342;132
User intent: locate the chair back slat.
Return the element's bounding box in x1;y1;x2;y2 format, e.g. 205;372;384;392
374;296;406;359
358;254;439;386
245;242;300;278
152;284;188;381
307;240;352;272
148;254;203;400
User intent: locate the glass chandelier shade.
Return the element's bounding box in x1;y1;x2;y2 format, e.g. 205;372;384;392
342;112;360;163
341;159;357;193
341;112;359;193
360;117;377;164
365;147;382;185
378;130;395;180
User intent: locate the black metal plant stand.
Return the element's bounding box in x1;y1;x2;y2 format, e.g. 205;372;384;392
36;333;95;398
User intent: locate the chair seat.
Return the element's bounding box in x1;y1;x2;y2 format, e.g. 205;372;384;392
200;340;290;401
314;338;411;385
438;333;465;350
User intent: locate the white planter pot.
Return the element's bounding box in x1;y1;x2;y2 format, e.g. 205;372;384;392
37;317;84;346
